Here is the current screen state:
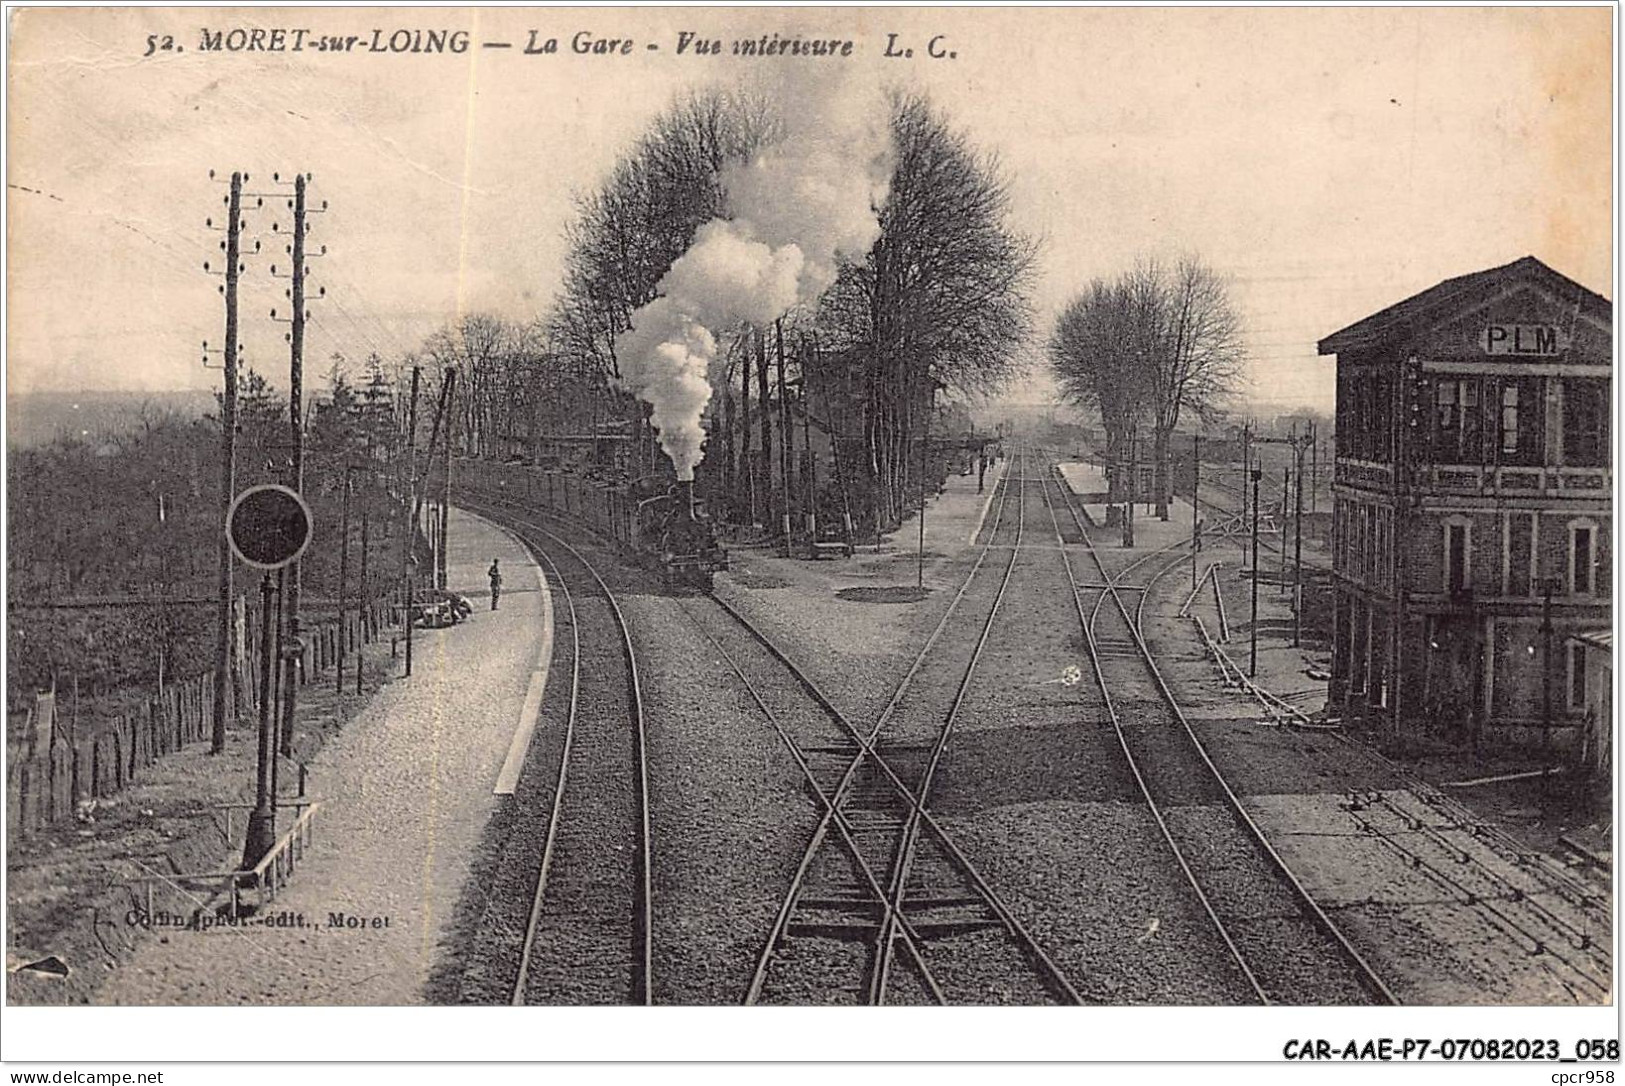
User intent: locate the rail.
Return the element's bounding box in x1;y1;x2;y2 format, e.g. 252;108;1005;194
1048;463;1399;1006
462;497;653;1006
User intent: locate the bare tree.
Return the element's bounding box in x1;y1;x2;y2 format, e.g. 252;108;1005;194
817;91;1037;530
423;314;508;457
1049;278;1154;502
1050;257;1242;516
1145;258;1244;518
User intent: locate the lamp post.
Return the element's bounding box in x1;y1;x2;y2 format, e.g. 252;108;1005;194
243;573;277;867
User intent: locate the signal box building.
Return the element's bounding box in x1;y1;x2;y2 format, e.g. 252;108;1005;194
1318;256;1611;750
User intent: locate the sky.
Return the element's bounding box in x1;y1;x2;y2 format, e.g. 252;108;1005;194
6;6;1614;416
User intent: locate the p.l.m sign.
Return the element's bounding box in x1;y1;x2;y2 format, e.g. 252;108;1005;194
1480;323;1569;357
227;483;313;570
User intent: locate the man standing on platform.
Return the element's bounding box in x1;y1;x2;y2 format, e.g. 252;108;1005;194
488;559;502;611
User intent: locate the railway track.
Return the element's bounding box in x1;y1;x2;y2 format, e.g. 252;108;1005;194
1040;459;1399;1005
1190;618;1614;1001
460;499;654;1006
707;452;1084;1005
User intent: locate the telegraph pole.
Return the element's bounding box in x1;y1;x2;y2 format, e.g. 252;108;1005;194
1309;419;1319;514
776;320;794;553
210;171;243;754
336;466;353;694
1191;432;1201;589
1241;421;1252;527
1539;577;1560;747
1293;447;1305;647
741;344;755;527
439;424;452;590
1249;467;1261;678
357;437;371;695
402;367;421;678
1279;468;1289;594
801;350;817;546
277;172;309;758
757;331;772;532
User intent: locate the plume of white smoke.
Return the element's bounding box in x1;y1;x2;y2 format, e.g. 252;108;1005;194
615;73;891;481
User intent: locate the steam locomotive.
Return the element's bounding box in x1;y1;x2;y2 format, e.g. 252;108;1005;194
634;479;729;590
456;457;728;591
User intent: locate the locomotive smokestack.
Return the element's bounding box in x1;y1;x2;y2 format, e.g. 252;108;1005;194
677;478;696;519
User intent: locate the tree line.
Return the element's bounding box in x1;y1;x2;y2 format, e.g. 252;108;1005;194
396;87;1035;539
6;356;412;699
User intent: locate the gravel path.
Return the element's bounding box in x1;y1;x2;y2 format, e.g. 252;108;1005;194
93;509;547;1005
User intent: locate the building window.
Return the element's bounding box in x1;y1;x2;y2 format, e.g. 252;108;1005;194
1563;378;1609;467
1462;380;1481;459
1569;643;1588;711
1570;523;1595;596
1433;378;1484;463
1506;513;1532;597
1436;379;1458;451
1500;383;1520;454
1446;521;1470;594
1497;377;1543;466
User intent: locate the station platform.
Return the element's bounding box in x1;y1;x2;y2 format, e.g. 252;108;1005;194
1056;461;1206;553
94;507;552;1005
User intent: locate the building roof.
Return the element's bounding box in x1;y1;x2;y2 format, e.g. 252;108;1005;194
1318;255;1612;356
1569;629;1613;653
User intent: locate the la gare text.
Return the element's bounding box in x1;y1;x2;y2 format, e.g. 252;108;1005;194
181;28;954;60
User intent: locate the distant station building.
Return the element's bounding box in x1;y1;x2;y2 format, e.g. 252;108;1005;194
1318;256;1611;753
